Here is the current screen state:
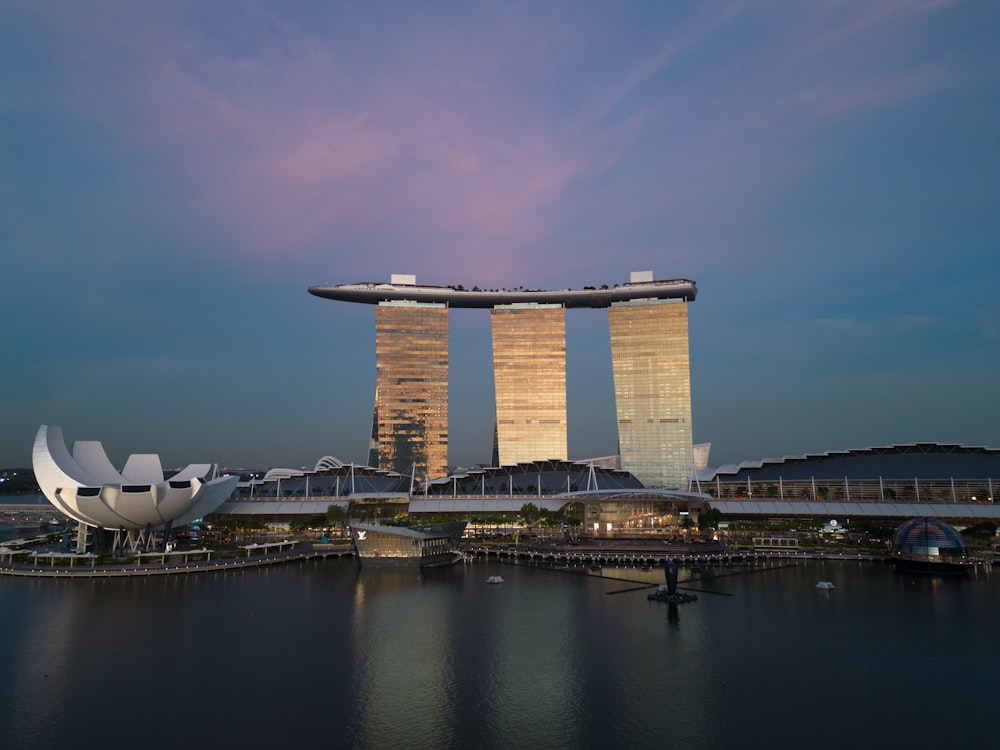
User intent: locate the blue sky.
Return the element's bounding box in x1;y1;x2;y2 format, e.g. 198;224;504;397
2;0;998;471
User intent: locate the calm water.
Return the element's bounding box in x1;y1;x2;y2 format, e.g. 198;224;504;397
0;496;60;543
0;495;47;504
0;558;995;749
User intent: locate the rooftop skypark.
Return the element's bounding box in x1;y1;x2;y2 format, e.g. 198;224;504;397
308;275;697;308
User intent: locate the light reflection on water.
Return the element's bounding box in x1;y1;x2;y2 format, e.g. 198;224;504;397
0;559;996;749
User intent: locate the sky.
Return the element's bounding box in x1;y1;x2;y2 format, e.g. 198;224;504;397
2;0;998;472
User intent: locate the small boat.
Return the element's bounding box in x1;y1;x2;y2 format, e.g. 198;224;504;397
814;581;836;590
487;575;504;584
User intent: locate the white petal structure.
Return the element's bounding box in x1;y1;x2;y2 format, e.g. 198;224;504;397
32;425;238;531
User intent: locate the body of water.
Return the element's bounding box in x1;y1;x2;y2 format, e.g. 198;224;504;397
0;495;47;505
0;496;62;544
0;558;995;749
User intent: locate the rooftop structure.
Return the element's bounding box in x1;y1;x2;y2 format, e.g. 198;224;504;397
696;442;1000;504
231;458;412;500
307;275;697;308
700;442;1000;482
420;459;644;496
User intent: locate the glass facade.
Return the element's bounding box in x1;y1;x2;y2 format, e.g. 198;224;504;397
353;526;451;560
893;518;967;556
583;496;696;533
375;302;449;480
491;304;568;466
609;299;693;489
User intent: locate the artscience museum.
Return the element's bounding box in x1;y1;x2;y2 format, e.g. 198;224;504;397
32;425;238;553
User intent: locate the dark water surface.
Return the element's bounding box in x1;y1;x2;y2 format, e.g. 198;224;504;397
0;559;995;749
0;495;47;505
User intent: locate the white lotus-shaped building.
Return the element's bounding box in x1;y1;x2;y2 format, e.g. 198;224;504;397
33;425;238;533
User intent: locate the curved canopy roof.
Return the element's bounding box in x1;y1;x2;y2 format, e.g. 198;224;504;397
701;443;1000;481
421;459;643;495
707;500;1000;521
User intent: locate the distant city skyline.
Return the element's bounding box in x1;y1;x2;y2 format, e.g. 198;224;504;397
2;1;997;470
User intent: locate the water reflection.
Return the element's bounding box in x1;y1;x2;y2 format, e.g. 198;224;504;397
0;560;996;749
349;567;454;748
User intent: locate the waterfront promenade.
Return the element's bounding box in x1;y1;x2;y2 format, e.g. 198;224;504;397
0;538;890;579
469;541;894;567
3;533;994;579
0;542;354;579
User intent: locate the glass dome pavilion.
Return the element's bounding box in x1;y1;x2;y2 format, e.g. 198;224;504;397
892;517;967;558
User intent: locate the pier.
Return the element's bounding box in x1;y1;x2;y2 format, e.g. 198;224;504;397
3;535;993;579
464;543;892;567
0;543;354;579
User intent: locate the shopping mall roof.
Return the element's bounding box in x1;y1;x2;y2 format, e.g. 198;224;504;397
707;499;1000;520
700;443;1000;482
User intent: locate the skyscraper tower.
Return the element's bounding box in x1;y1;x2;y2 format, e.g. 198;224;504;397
491;303;568;465
609;280;693;488
374;300;449;480
309;272;697;487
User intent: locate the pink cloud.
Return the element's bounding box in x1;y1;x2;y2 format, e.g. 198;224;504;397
18;0;988;286
26;8;595;283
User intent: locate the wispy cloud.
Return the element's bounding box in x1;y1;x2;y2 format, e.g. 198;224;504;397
1;0;997;468
7;0;989;284
14;4;593;282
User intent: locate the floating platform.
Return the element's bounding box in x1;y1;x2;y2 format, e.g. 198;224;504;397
647;584;697;604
